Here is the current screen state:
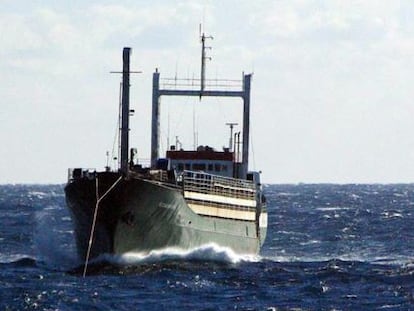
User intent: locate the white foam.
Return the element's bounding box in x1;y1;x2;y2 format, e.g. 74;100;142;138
106;243;261;266
316;206;351;211
28;191;47;199
299;239;321;246
381;211;403;219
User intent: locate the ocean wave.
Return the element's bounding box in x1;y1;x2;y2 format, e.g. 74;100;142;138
111;243;261;265
316;206;352;211
299;239;321;246
261;252;414;267
3;257;38;268
68;244;261;276
381;211;404;219
28;191;48;199
0;253;35;264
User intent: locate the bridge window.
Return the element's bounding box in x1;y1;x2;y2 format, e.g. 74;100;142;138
215;164;221;172
193;163;206;171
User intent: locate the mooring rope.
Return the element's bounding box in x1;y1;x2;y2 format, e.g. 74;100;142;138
83;175;123;277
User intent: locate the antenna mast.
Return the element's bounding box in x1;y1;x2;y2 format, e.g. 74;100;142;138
200;26;213;96
226;122;238;152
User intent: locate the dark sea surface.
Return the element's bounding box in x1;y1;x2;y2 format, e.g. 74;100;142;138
1;184;413;310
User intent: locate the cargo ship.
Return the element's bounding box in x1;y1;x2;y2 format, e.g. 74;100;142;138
65;35;267;271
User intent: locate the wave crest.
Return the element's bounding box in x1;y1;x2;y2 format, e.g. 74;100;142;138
110;243;261;265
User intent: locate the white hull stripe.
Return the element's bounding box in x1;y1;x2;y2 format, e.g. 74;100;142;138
259;213;268;228
184;191;256;208
188;203;256;220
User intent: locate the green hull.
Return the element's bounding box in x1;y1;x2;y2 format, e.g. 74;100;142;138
65;172;267;261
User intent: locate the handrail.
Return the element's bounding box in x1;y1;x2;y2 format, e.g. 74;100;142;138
181;170;256;200
67;168;96;182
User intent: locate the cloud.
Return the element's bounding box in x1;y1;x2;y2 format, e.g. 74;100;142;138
250;0;394;42
0;13;42;54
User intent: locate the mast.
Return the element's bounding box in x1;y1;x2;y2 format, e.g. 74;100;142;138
200;34;206;94
151;35;252;179
120;47;131;174
226;122;238;152
200;32;213;96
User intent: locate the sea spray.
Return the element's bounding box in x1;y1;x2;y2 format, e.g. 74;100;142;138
33;206;79;270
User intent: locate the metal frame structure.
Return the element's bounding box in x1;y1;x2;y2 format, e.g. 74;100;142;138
151;71;252;179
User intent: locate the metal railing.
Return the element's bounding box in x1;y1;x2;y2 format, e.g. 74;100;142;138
160;77;243;92
67;168;96;182
181;170;256;200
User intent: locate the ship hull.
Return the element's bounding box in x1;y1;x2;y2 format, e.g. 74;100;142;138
65;172;267;261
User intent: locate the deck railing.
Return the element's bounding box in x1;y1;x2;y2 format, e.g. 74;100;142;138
67;168;96;182
181;170;256;200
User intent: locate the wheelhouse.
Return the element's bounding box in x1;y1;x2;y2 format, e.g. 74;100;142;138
166;145;234;178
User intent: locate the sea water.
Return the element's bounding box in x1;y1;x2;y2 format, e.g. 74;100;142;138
0;184;413;310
